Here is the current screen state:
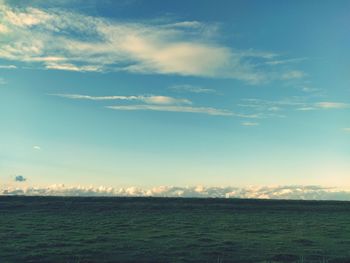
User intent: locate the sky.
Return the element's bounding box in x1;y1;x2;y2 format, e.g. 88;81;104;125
0;0;350;197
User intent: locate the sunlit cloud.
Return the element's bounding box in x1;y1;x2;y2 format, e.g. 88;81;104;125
0;2;306;84
241;122;259;126
315;102;350;109
3;185;350;201
0;23;9;33
51;94;192;105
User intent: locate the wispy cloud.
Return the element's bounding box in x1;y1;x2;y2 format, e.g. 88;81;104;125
315;102;350;109
51;94;192;105
343;128;350;133
168;84;216;94
0;78;6;85
265;57;308;66
53;93;258;117
241;122;259;126
0;2;305;84
3;184;350;200
45;63;102;72
281;70;306;80
106;105;234;116
33;145;41;150
0;64;17;69
0;23;9;33
240;98;350;117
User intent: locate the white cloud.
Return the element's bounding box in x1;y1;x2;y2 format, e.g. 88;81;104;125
281;70;306;80
315;102;350;109
0;2;304;84
169;84;216;94
239;98;350;119
3;184;350;200
0;23;9;33
241;122;259;126
45;63;102;72
142;96;191;105
0;64;17;69
106;104;234;116
33;145;41;150
343;128;350;133
265;57;307;65
51;94;191;105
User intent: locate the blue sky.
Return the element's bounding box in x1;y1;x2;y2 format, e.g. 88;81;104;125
0;0;349;193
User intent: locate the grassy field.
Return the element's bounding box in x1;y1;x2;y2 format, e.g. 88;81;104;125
1;196;350;262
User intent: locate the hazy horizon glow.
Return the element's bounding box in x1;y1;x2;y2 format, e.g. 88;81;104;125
1;0;349;197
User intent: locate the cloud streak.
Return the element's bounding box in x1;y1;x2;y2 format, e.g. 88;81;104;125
168;84;216;94
240;98;350;116
3;185;350;201
106;105;234;116
51;94;192;105
0;64;17;69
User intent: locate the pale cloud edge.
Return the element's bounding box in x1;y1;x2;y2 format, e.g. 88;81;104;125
3;185;350;201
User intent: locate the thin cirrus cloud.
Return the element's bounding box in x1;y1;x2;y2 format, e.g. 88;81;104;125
168;84;216;94
241;122;259;126
314;102;350;109
51;93;192;105
0;2;306;84
239;98;350;114
51;93;244;116
3;184;350;201
0;64;17;69
106;105;234;116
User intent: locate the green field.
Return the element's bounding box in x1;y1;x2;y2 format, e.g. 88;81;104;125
1;196;350;262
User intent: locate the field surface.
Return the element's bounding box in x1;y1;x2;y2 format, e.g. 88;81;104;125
1;196;350;262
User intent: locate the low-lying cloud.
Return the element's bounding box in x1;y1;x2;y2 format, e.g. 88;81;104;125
2;185;350;201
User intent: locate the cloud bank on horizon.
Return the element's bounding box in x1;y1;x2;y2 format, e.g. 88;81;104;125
3;185;350;201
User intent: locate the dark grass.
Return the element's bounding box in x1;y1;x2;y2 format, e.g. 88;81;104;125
1;196;350;262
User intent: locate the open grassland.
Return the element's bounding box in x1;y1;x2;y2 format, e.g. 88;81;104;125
1;196;350;262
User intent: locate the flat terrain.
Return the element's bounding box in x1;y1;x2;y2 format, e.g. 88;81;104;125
1;196;350;262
